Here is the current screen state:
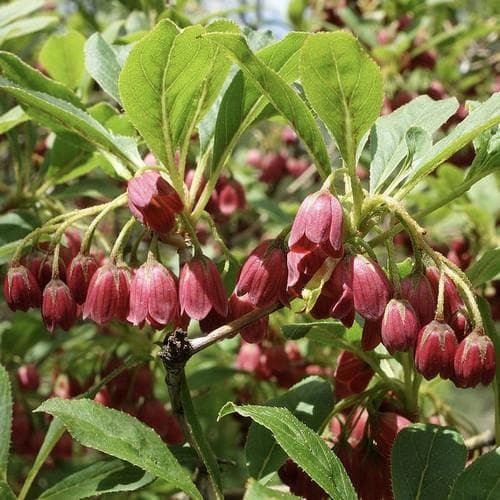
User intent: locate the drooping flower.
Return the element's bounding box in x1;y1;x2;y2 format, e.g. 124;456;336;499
381;299;419;354
3;264;41;311
400;272;436;326
67;254;98;304
229;293;268;344
42;279;77;332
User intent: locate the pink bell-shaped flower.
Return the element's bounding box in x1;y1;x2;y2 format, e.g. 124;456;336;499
42;279;77;332
3;264;41;311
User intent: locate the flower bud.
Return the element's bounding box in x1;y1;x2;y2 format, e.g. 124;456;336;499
127;171;183;234
453;330;496;387
236;240;288;308
352;255;392;320
449;309;470;341
287;246;328;295
127;257;178;328
334;351;374;400
289;190;344;257
216;176;246;216
381;299;419;354
3;264;41;311
179;255;227;321
328;255;355;326
42;279;77;332
258;152;287;183
83;263;131;324
400;273;436;326
362;318;382;351
425;267;463;319
371;412;412;459
67;254;98;304
32;254;66;289
415;320;458;380
17;364;40;392
229;293;268;343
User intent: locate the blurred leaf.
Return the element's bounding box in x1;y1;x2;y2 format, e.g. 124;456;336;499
0;364;12;480
246;376;334;479
39;459;154;499
36;398;202;500
39;30;86;89
466;248;500;286
0;105;28;133
0;0;44;28
0;16;56;46
369;96;457;193
464;125;500;185
219;403;355;499
300;32;383;168
244;479;300;499
85;33;122;103
204;32;330;178
0;481;15;500
391;424;467;500
0;211;39;245
282;320;344;340
449;447;500;500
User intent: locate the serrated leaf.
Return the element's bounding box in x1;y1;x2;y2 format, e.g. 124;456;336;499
391;424;467;500
246;376;334;479
0;105;28;134
0;364;12;480
0;0;44;28
244;478;300;499
204;31;330;178
36;398;202;500
300;31;383;168
39;459;154;499
39;30;86;89
466;248;500;286
369;96;458;193
448;447;500;500
219;403;356;499
0;16;56;46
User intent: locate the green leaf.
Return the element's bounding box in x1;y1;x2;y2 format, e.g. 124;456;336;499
300;31;383;168
244;478;300;499
0;481;16;500
369;96;458;193
466;248;500;286
0;51;83;108
0;364;12;480
85;33;122;103
391;424;467;500
246;376;334;479
36;398;202;500
219;403;356;499
204;31;330;178
0;78;142;177
464;125;500;185
282;320;345;340
39;30;86;89
448;447;500;500
0;105;29;134
0;0;44;28
208;32;308;174
0;16;56;46
39;459;154;499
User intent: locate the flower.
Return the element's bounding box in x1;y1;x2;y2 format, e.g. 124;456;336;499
425;267;463;319
334;351;374;400
127;171;183;234
67;254;98;304
229;293;268;343
3;264;41;311
42;279;77;332
381;299;419;354
400;273;436;326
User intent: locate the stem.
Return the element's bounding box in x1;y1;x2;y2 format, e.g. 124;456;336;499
179;212;203;254
109;217;136;262
401;352;420;418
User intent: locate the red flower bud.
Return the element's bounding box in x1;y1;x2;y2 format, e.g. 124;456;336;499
415;320;458;380
334;351;374;400
127;171;183;234
352;255;392;320
287;246;328;295
258;152;287;183
179;255;227;321
328;255;355;326
17;364;40;391
371;411;412;459
32;254;66;289
449;309;470;341
229;293;268;343
216;176;246;216
199;308;227;334
381;299;419;354
83;263;131;324
425;267;463;319
286;157;310;178
42;279;77;332
67;254;98;304
236;240;288;308
127;257;178;328
362;318;382;351
400;273;436;326
3;264;41;311
289;190;344;257
453;330;496;387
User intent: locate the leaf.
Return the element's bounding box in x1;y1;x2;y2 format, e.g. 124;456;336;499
369;95;458;193
0;481;16;500
246;376;334;479
0;16;56;46
464;124;500;185
0;0;44;28
466;248;500;286
448;448;500;500
0;364;12;480
300;31;383;167
39;458;154;499
204;31;330;178
0;105;29;134
391;424;467;500
85;33;123;103
36;398;202;500
244;478;300;499
0;78;142;177
39;30;86;89
282;320;345;340
219;403;356;499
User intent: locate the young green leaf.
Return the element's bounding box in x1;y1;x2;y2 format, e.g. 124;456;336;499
244;478;300;499
300;31;383;168
39;30;86;89
245;376;334;479
0;364;12;481
204;31;330;179
466;248;500;286
85;33;122;103
448;447;500;500
219;403;356;499
464;125;500;186
0;16;56;46
391;424;467;500
36;398;202;500
0;0;44;28
39;459;154;499
0;105;29;134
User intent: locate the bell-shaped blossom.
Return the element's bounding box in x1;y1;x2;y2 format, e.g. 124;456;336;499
3;264;41;311
42;279;77;332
